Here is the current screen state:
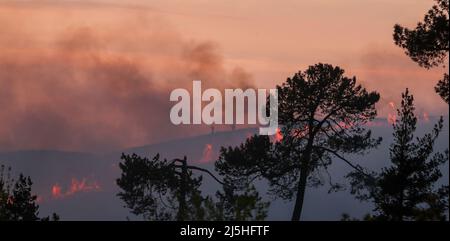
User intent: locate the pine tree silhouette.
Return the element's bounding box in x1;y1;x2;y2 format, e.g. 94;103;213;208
0;165;59;221
216;63;381;220
116;153;269;220
393;0;449;104
347;89;449;220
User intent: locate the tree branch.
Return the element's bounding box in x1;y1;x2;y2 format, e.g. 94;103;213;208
172;164;225;185
313;146;374;180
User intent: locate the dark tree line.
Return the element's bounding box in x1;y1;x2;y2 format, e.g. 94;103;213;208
116;154;268;221
117;64;448;221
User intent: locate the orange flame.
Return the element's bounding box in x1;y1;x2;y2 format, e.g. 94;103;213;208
199;144;214;163
387;101;397;125
67;178;100;195
388;113;397;125
52;184;62;198
422;112;430;122
273;128;283;142
51;178;100;199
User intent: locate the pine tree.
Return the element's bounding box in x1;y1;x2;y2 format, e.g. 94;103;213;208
0;165;59;221
348;89;449;220
116;153;269;221
204;178;269;221
216;63;381;220
393;0;449;104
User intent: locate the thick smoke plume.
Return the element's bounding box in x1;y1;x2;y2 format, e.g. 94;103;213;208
0;3;253;152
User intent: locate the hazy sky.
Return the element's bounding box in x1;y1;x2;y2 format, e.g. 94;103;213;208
142;0;448;109
0;0;448;151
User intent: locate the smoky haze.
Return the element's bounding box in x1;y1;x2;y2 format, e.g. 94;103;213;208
1;1;448;152
0;4;254;152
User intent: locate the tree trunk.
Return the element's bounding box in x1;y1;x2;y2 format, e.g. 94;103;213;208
291;133;314;221
291;167;309;221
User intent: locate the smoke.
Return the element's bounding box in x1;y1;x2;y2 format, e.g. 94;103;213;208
353;45;448;118
0;3;253;152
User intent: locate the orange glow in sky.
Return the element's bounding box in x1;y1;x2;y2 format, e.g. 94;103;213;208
0;0;447;151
